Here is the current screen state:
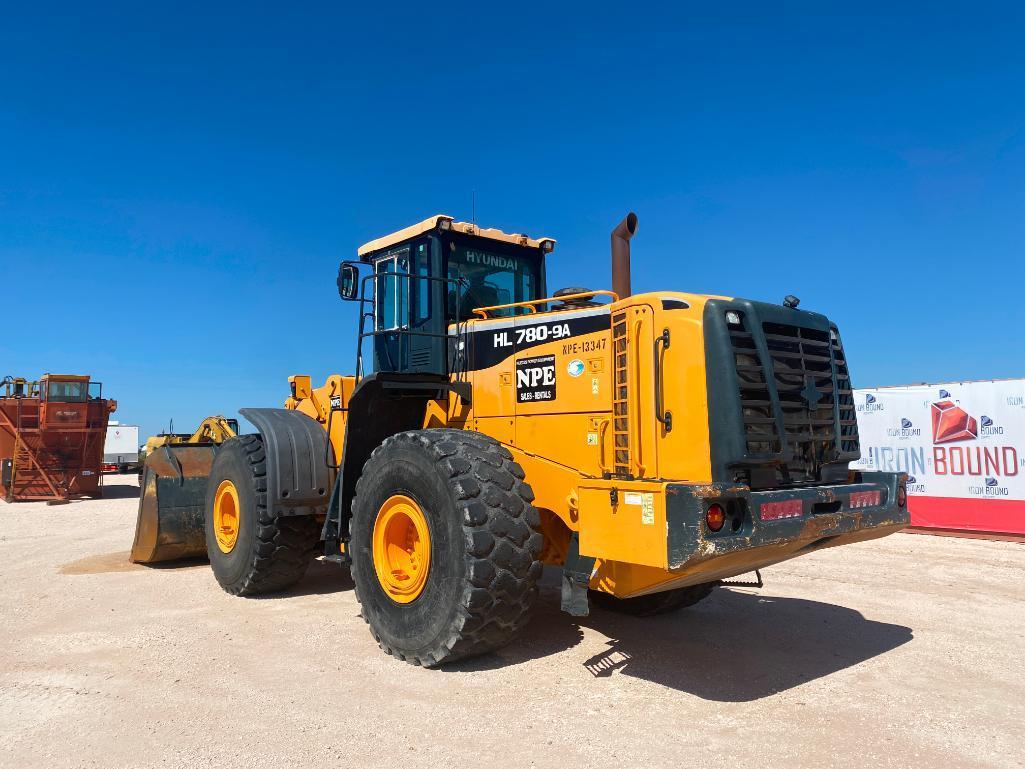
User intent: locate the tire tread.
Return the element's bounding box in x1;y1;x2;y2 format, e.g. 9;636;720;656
351;429;542;667
219;435;319;596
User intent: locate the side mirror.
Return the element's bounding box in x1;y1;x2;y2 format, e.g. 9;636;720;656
337;263;359;301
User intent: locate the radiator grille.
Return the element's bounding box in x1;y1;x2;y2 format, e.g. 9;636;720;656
727;312;858;485
729;321;780;455
762;322;837;482
832;331;859;454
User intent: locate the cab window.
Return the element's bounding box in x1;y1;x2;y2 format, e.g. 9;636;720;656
46;380;88;402
375;249;410;330
446;246;541;321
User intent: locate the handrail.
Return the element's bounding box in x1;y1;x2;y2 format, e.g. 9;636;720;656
597;418;611;476
471;290;620;319
631;317;646;477
324;405;340;471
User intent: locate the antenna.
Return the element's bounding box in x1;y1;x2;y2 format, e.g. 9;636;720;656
472;190;477;232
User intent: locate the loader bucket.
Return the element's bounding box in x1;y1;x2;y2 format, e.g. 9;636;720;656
130;444;218;564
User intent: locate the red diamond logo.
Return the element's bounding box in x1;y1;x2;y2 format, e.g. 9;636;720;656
931;400;978;444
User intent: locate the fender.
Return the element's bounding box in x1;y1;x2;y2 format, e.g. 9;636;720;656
239;407;332;516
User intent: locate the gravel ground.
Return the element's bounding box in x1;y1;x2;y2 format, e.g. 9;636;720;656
2;475;1023;769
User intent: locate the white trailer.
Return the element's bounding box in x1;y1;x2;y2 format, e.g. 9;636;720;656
103;422;140;472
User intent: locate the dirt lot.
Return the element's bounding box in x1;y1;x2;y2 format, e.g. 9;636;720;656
2;476;1023;769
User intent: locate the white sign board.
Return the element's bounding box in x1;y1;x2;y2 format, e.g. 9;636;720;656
852;380;1025;534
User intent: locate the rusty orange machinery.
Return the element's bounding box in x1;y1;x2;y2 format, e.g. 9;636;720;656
0;375;117;503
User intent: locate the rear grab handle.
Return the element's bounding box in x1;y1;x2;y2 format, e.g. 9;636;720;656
654;328;672;432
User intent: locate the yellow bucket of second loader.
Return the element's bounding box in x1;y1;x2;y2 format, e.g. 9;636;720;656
130;444;218;563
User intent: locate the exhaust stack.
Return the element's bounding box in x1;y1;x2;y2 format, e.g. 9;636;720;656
611;212;638;299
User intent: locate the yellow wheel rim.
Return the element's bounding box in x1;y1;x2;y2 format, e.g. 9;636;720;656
213;480;241;554
372;494;431;604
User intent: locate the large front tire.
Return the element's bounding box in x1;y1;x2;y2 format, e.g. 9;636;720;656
205;435;319;595
350;429;543;667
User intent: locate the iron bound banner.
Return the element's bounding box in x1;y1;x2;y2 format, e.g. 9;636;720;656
852;379;1025;535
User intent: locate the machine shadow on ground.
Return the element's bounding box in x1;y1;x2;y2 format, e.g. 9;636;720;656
128;554;354;595
453;572;913;701
575;588;912;700
277;557;355;597
121;552;913;699
282;563;913;697
97;482;142;500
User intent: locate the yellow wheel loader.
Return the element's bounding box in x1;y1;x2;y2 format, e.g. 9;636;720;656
139;416;240;459
130;416;238;563
133;213;908;666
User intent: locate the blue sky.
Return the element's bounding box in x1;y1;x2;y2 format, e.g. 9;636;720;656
2;2;1023;440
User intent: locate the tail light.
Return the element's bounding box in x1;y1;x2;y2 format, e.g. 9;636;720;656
897;485;907;508
849;490;881;509
706;504;726;532
760;499;803;521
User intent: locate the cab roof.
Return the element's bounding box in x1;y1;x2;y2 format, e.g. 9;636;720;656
357;214;556;260
42;374;90;382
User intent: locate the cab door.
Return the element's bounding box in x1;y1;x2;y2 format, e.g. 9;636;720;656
406;240;447;375
372;248;410;373
372;240;447;376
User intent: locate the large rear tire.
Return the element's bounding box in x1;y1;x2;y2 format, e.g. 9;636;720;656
350;429;543;667
590;582;716;617
205;435;319;595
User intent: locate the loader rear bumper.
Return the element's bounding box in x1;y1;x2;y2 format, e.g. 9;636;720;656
665;470;909;575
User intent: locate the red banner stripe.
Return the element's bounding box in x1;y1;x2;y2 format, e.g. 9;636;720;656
909;495;1025;535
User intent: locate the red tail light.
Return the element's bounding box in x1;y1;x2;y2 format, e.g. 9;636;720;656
760;499;803;521
706;504;726;532
849;490;881;509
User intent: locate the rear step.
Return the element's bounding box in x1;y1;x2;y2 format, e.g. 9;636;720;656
719;569;764;588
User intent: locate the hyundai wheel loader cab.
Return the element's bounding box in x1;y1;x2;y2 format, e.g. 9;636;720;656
339;214;555;379
166;211;907;668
